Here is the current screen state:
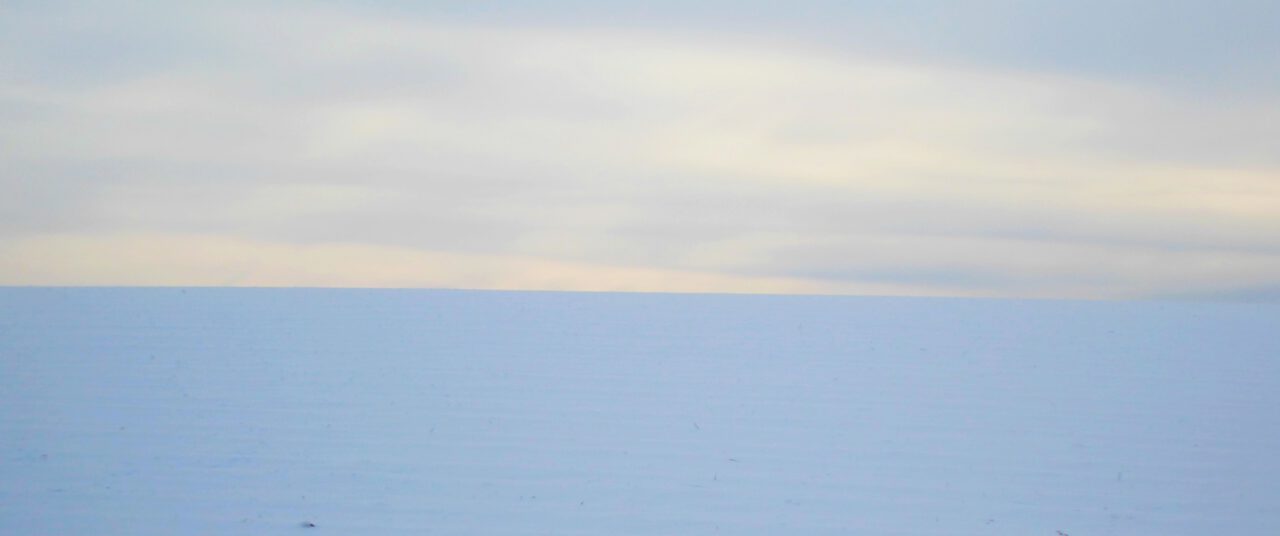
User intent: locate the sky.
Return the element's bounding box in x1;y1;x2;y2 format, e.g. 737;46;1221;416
2;1;1279;300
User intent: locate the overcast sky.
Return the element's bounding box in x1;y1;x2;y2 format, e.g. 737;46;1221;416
3;1;1279;299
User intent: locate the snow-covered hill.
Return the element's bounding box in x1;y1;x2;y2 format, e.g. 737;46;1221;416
2;288;1277;534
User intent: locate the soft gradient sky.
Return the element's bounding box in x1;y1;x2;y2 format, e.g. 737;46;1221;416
3;1;1279;299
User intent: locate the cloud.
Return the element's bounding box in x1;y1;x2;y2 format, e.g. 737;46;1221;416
709;231;1280;300
292;0;1280;95
2;3;1279;299
0;232;938;296
1158;285;1280;304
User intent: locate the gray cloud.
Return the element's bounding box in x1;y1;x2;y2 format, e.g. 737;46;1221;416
1158;285;1280;304
301;0;1280;95
3;2;1280;299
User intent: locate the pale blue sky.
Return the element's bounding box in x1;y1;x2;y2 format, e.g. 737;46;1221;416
3;1;1278;299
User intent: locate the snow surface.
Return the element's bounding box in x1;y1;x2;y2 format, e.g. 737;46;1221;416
2;288;1278;535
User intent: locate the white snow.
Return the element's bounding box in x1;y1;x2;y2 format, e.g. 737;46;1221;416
2;288;1278;534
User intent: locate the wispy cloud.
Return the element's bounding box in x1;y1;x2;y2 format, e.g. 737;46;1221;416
3;2;1278;299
